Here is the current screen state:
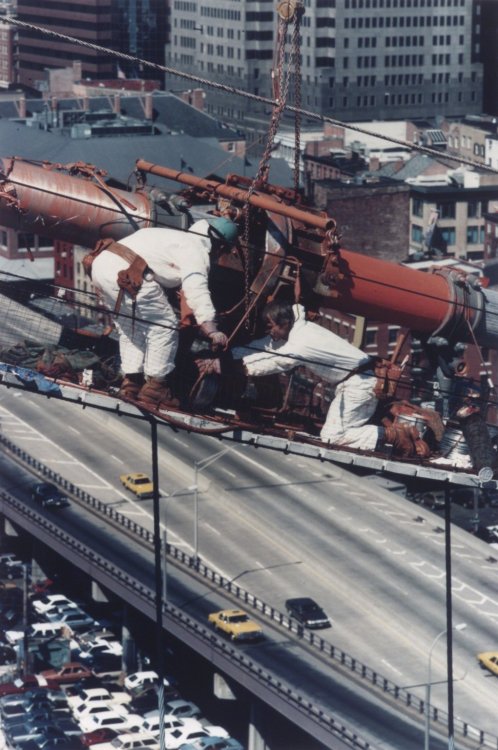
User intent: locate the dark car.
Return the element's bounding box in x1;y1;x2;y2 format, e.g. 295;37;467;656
79;728;119;747
0;559;25;579
31;483;70;510
285;597;331;629
0;677;58;698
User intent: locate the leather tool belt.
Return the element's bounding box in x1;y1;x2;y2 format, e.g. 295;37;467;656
83;238;149;315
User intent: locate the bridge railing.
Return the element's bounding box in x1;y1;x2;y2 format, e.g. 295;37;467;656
1;433;496;750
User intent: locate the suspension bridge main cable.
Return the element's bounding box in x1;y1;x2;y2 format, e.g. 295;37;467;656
2;15;498;176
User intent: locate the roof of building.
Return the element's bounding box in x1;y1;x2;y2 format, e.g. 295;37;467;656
0;256;54;281
0;92;244;142
0;119;292;189
376;154;437;181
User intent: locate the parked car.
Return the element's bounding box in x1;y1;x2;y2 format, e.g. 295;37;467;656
31;594;78;617
129;688;167;714
78;709;144;734
6;718;80;746
119;473;155;500
123;671;164;692
44;609;96;631
15;733;79;750
76;642;123;665
91;732;159;750
72;701;130;725
141;715;202;738
285;597;331;629
208;609;263;642
0;643;16;664
164;727;210;750
91;654;123;680
177;739;244;750
0;675;57;697
79;728;120;747
5;621;68;645
0;558;25;579
67;687;131;712
40;662;95;685
31;482;70;509
477;651;498;676
162;700;202;721
77;630;120;647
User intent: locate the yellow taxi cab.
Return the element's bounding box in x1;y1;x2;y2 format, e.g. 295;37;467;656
208;608;263;642
120;472;155;499
477;651;498;676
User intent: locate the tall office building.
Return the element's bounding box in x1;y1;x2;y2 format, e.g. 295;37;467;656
167;0;483;133
16;0;115;90
15;0;168;91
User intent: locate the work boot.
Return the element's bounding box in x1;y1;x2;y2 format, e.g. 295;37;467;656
138;376;180;409
382;419;430;459
118;373;144;401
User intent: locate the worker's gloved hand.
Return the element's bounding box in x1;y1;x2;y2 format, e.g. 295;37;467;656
200;321;228;352
195;357;221;376
208;331;228;351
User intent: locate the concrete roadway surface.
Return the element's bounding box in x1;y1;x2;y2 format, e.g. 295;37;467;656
0;388;497;742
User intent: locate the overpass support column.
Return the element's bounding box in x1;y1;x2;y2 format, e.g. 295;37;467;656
122;604;136;675
248;699;273;750
0;517;19;546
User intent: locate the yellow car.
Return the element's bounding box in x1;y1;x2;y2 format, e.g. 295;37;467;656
208;609;263;642
477;651;498;676
120;473;155;499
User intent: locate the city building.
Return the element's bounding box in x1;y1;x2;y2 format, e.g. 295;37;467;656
16;0;115;91
167;0;483;135
0;1;16;89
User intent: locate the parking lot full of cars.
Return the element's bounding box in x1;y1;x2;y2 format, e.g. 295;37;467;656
0;562;245;750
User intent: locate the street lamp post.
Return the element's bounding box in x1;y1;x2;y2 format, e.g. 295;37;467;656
161;484;197;600
424;622;467;750
193;445;236;565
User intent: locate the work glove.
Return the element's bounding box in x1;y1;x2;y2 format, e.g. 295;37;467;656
195;358;222;376
200;321;228;351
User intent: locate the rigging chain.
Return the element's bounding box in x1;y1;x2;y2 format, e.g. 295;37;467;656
241;0;304;329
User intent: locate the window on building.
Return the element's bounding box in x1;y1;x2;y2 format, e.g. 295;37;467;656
440;228;456;245
412;198;423;217
365;329;377;346
437;201;455;219
411;225;423;242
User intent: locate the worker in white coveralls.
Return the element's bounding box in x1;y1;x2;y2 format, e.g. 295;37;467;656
84;217;238;408
228;300;429;457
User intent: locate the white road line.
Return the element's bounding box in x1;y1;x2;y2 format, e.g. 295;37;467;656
204;523;221;536
381;660;403;676
67;425;80;434
110;455;124;464
221;468;236;478
237;451;286;481
173;438;189;447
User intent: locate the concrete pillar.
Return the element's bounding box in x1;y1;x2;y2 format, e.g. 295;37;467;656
122;604;136;675
213;672;236;700
248;700;270;750
91;581;110;603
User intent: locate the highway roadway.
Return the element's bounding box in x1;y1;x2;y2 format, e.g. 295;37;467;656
0;386;497;744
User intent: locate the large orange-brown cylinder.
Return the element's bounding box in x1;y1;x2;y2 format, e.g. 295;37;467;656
315;245;460;335
0;157;154;247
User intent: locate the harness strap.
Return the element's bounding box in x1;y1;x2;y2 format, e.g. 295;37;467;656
83;239;149;328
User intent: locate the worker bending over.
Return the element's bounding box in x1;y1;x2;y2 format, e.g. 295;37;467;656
84;217;238;408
